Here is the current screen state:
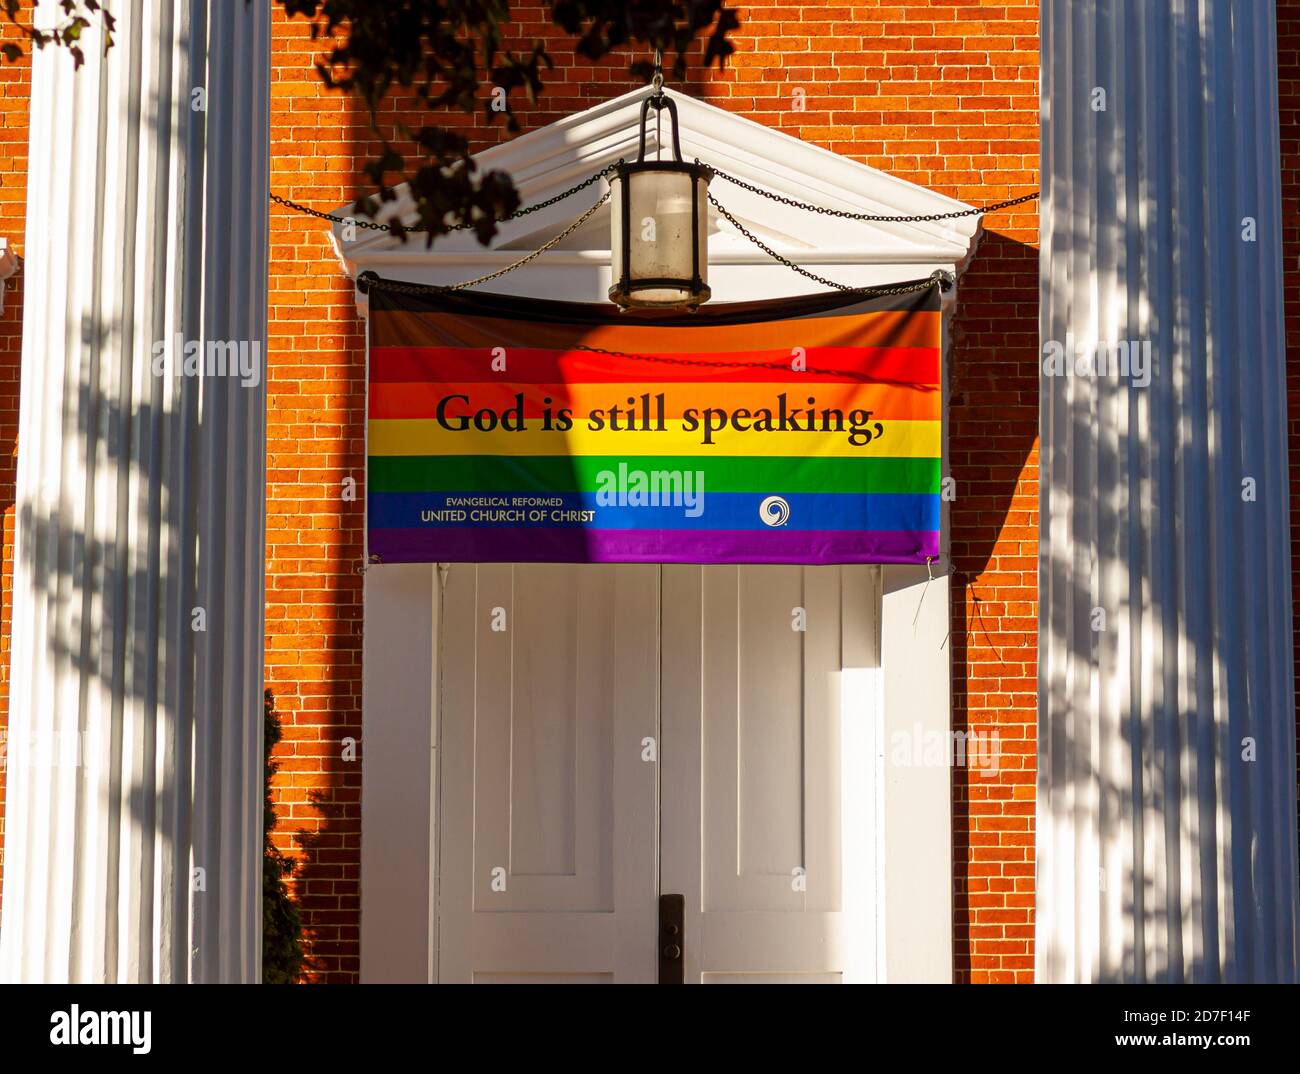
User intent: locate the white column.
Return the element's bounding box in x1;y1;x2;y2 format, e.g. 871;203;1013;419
0;0;270;983
1039;0;1298;981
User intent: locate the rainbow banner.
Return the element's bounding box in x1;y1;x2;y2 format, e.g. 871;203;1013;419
366;281;941;564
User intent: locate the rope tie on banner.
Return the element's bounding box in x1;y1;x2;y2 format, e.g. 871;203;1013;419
915;555;951;630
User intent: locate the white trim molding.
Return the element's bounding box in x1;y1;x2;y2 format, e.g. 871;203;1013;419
330;86;981;310
880;566;954;982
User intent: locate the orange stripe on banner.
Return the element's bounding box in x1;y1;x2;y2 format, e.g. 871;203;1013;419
369;380;941;421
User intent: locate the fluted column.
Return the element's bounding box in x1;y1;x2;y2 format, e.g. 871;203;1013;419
1039;0;1298;981
0;0;270;982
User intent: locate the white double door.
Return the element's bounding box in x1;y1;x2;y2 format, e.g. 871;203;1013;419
436;563;880;983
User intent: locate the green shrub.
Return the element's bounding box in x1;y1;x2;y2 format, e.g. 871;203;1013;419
263;689;305;984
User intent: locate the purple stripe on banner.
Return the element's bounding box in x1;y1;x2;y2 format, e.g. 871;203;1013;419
368;527;940;565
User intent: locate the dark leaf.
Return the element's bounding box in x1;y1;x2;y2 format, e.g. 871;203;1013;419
265;1;741;247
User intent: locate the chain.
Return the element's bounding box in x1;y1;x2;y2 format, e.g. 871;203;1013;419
270;162;620;235
281;148;997;296
574;344;796;369
572;344;920;382
486;163;618;224
365;186;948;298
707;190;948;296
273;155;1036;237
367;185;946;301
269;193;392;230
363;188;611;295
702;161;1039;222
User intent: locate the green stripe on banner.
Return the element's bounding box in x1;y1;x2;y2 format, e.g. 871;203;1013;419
367;454;941;495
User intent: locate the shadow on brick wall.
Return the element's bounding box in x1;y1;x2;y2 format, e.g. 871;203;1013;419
946;230;1040;984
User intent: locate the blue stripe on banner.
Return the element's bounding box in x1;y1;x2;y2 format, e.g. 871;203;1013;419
367;490;940;532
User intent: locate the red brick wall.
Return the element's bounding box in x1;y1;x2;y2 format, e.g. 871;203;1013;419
0;21;30;915
1280;0;1300;868
265;15;368;983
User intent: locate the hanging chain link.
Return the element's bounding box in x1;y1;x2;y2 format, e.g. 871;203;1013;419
571;343;911;379
702;160;1039;222
363;186;950;298
269;192;394;231
707;190;948;296
363;188;612;295
270;161;621;235
273;158;1038;236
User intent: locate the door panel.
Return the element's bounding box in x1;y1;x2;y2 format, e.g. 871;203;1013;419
436;562;879;983
661;565;877;983
437;563;659;983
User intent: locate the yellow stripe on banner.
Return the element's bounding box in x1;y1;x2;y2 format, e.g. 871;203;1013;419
368;419;941;459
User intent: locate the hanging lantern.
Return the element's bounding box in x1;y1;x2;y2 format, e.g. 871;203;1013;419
609;95;712;311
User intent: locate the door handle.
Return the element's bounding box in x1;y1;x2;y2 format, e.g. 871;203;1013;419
658;894;685;984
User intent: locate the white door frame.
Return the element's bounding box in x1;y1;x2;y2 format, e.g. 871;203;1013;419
361;564;952;983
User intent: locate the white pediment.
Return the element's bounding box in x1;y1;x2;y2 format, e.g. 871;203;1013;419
330;86;982;300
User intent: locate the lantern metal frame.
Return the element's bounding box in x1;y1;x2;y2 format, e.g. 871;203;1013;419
608;94;713;311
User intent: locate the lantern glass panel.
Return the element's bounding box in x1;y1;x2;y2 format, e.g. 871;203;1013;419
609;167;710;308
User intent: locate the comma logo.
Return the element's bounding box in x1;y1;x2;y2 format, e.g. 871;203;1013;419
759;495;790;527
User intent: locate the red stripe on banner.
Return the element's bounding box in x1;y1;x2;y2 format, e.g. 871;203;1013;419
368;345;941;386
